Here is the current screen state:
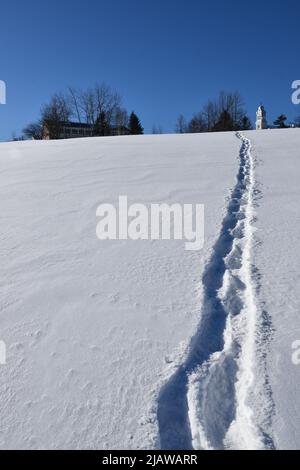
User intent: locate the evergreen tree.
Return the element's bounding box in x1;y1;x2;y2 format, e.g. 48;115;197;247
187;113;206;133
213;110;235;132
274;114;288;129
240;115;252;130
128;112;144;135
95;111;110;136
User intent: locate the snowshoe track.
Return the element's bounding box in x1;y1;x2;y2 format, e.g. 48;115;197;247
157;133;274;450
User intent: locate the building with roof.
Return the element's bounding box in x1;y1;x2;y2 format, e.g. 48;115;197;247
42;120;129;140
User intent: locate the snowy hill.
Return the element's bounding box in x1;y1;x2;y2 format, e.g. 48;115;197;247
0;129;299;450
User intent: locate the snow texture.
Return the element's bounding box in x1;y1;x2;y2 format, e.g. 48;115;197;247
0;129;299;450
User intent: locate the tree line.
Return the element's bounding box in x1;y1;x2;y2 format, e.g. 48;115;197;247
21;86;300;140
175;91;300;133
23;83;144;139
175;91;252;134
273;114;300;128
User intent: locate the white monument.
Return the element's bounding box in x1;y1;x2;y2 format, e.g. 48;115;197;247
256;105;267;130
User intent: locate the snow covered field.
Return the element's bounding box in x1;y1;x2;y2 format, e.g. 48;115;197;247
0;129;299;450
245;129;300;450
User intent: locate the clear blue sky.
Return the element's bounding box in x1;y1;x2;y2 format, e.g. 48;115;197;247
0;0;299;140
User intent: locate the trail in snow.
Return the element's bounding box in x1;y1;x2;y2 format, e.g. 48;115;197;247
157;133;274;450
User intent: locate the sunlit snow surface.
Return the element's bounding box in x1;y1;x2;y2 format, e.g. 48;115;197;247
0;130;299;449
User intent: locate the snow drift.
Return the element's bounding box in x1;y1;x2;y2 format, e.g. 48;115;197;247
0;129;300;449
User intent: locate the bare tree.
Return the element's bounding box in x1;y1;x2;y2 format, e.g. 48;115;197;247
292;116;300;128
202;100;218;131
23;82;128;140
11;131;24;141
217;91;245;128
41;92;72;139
94;83;121;127
23;121;43;140
152;125;163;134
75;83;123;133
79;88;97;125
175;114;187;133
68;86;82;123
187;113;206;133
187;91;247;133
229;91;245;126
113;107;128;130
42;92;72;122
